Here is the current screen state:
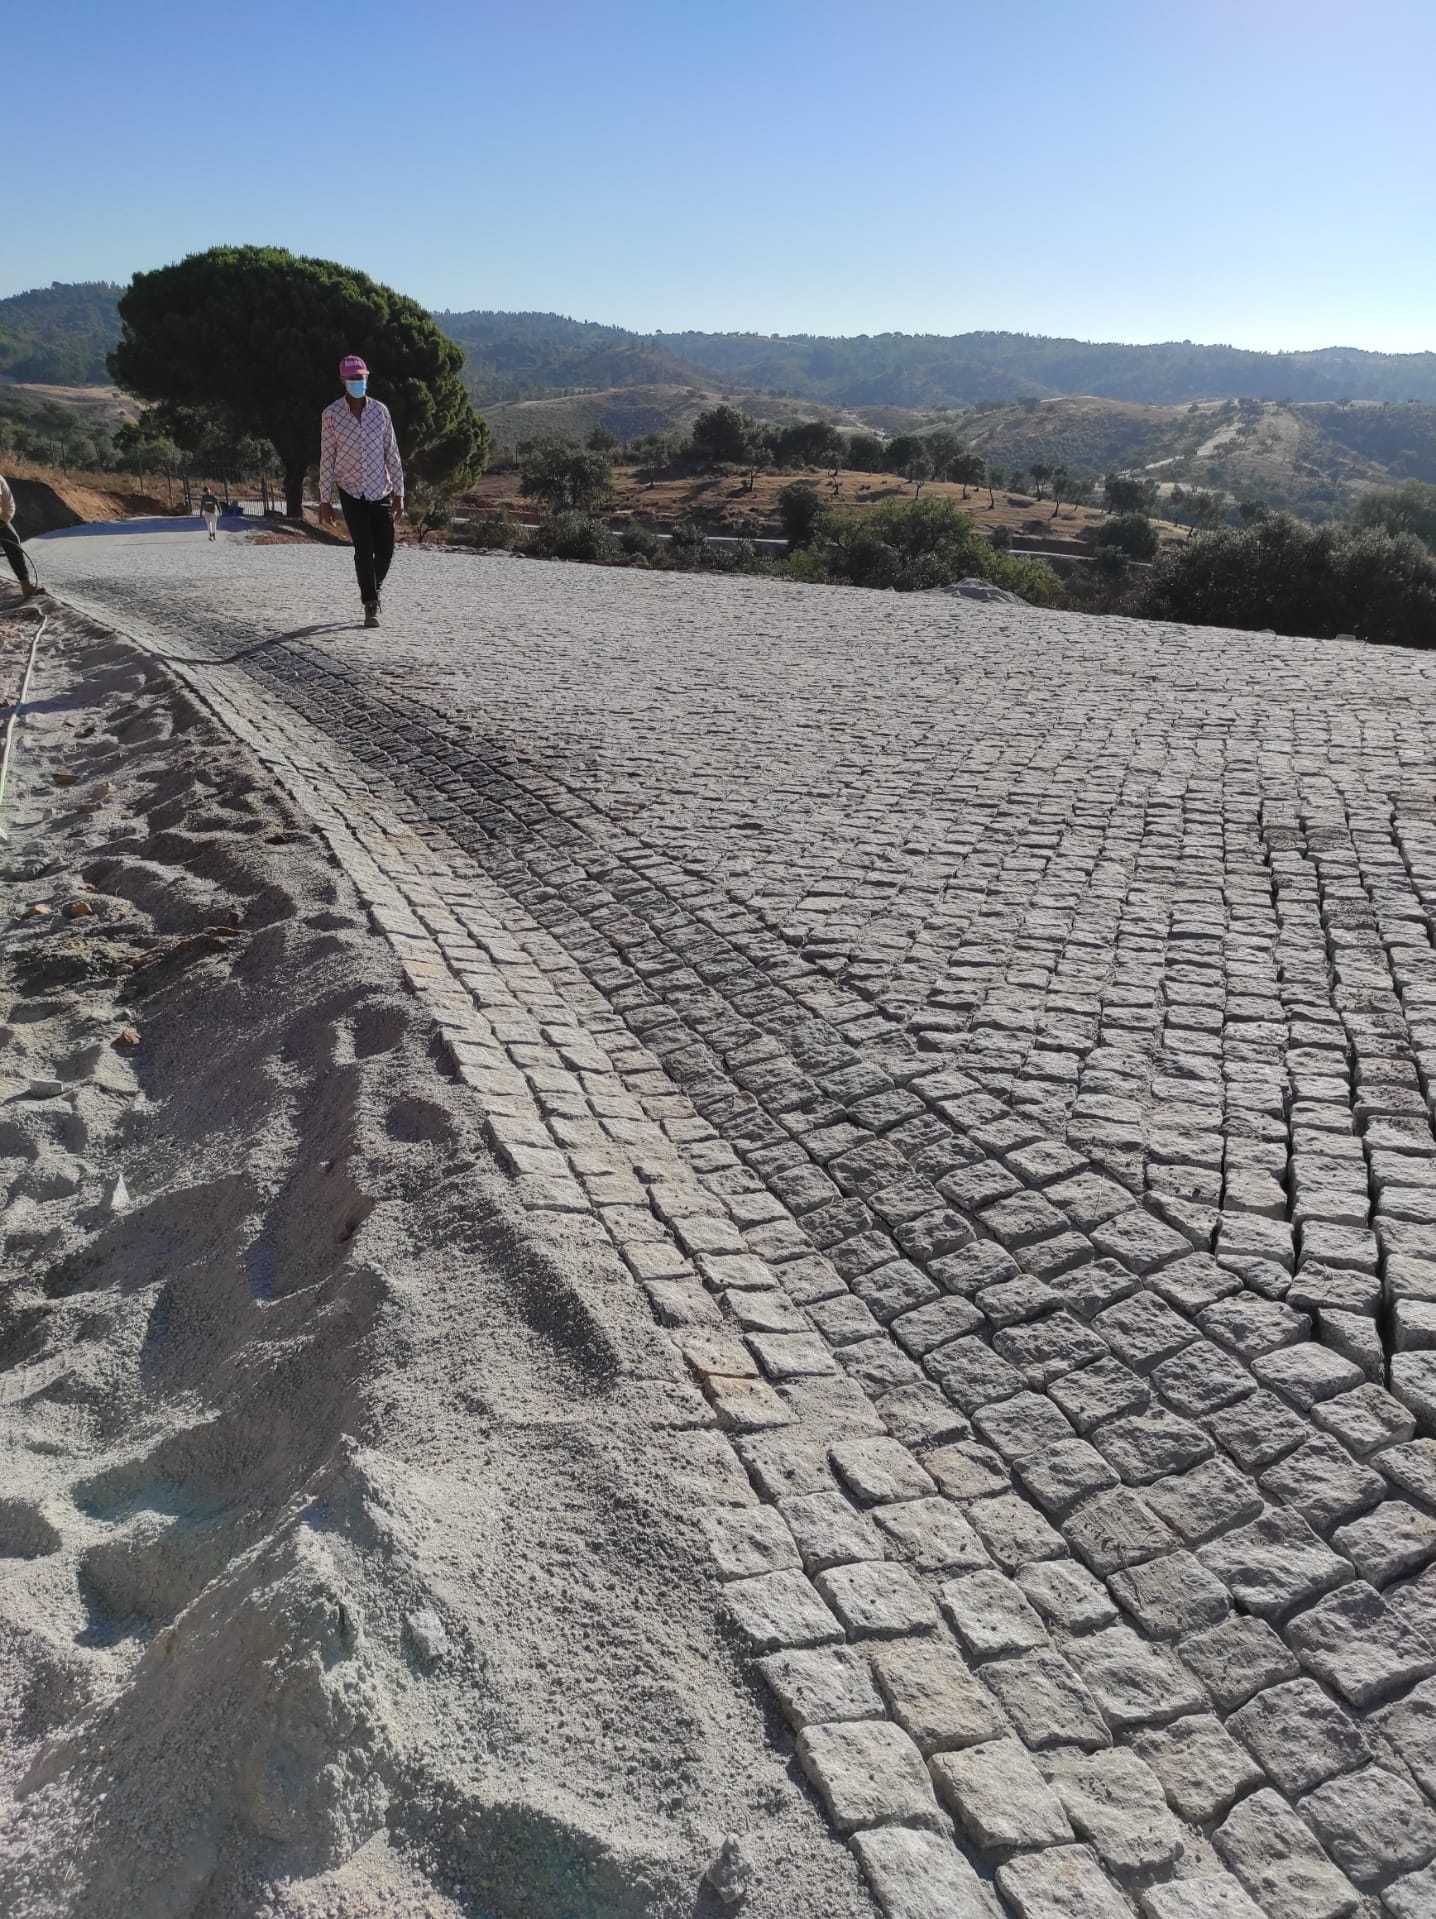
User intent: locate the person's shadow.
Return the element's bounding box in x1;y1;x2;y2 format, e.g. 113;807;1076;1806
155;620;362;666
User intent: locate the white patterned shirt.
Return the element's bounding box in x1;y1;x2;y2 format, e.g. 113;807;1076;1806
319;396;404;507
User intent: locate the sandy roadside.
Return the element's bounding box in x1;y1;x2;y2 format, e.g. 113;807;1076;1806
0;604;876;1919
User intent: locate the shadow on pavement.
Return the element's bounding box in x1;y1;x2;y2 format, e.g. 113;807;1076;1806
154;621;363;666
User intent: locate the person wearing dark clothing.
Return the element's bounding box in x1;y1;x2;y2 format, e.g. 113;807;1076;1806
0;475;43;600
317;354;405;628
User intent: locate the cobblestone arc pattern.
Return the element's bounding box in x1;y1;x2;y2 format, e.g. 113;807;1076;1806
39;548;1436;1918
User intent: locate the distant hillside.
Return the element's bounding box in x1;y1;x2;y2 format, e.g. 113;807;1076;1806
955;395;1436;520
441;311;1436;409
0;282;122;384
6;281;1435;409
480;383;927;453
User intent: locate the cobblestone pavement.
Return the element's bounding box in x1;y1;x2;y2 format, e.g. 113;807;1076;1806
36;526;1436;1916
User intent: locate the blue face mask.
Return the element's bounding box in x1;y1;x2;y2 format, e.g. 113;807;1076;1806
345;377;367;398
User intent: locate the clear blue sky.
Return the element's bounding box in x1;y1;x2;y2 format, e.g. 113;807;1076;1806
8;0;1435;352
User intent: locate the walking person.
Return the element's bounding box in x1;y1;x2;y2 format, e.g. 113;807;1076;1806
318;355;404;628
0;475;44;602
200;487;220;541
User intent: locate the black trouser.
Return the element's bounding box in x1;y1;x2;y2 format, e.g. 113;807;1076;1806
0;518;30;590
338;489;395;606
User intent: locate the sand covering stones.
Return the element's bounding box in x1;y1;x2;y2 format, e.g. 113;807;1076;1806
0;618;871;1919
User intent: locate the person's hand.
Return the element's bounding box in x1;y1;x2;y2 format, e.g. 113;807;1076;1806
390;496;403;522
319;503;335;527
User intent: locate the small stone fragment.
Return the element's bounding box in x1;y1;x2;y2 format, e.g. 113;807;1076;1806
403;1607;449;1663
705;1833;753;1908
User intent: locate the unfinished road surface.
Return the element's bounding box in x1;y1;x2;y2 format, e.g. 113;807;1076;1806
34;521;1436;1917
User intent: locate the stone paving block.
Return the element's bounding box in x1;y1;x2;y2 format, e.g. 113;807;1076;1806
995;1844;1131;1919
780;1492;886;1573
1312;1381;1418;1455
1065;1485;1178;1574
1095;1290;1195;1372
1287;1261;1383;1316
867;1634;1006;1756
1049;1356;1151;1435
1392;1350;1436;1428
932;1737;1073;1852
723;1570;845;1651
1377;1676;1436;1798
1137;1880;1265;1919
983;1648;1112;1753
852;1259;942;1325
966;1491;1065;1570
849;1825;999;1919
1017;1439;1121;1520
747;1331;838;1380
889;1294;984;1357
1259;1434;1386;1533
830;1436;936;1506
839;1337;927;1398
1047;1171;1140;1231
705;1373;794;1431
1198;1505;1352;1617
1228;1676;1372;1797
1333;1498;1436;1584
1287;1577;1436;1706
1300;1764;1436;1887
1214;1789;1359;1919
941;1567;1049;1660
971;1391;1077;1465
1131;1712;1264;1825
1384;1862;1436;1918
1043;1256;1139;1320
1107;1549;1230;1637
928;1241;1020;1297
1046;1746;1182;1873
1143;1458;1264;1545
895;1208;978;1263
872;1496;990;1574
1096;1406;1215;1485
1377;1437;1436;1507
1017;1233;1098;1283
759;1643;886;1730
1204;1389;1312;1483
1177;1611;1299;1713
1092;1209;1194;1273
993;1311;1109;1387
1016;1558;1118;1634
1253;1340;1366;1409
798;1718;943;1834
924;1336;1026;1411
701;1504;801;1580
977;1274;1061;1328
877;1381;969;1450
809;1292;884;1347
816;1559;940;1639
926;1441;1010;1503
736;1430;833;1501
1066;1623;1208;1731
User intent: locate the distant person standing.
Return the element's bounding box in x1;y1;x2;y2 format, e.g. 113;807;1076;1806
200;488;220;541
318;354;405;628
0;475;44;601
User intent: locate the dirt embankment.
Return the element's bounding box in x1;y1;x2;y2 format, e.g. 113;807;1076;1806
0;613;872;1919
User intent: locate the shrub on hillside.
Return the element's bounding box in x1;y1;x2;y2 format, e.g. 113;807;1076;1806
1095;512;1160;560
1352;481;1436;551
1138;514;1436;647
816;496;1061;603
778;481;824;550
525;512;617;564
619;525;661;559
468;514;520;550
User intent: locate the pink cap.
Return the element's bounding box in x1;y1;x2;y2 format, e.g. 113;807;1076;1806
339;354;369;378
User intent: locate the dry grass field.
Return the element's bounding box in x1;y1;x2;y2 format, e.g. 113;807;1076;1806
463;462;1189;550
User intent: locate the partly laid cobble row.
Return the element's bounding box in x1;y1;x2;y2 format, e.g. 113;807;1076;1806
36;541;1436;1917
